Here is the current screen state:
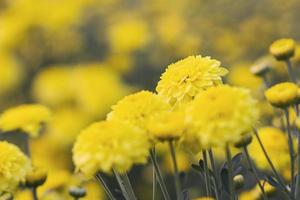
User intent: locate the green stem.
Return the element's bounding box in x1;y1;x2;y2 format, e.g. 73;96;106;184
32;187;38;200
168;140;181;199
225;144;235;200
208;149;221;200
243;147;268;200
153;163;157;200
113;169;132;200
262;74;270;88
285;59;297;83
284;109;296;199
202;150;211;197
150;149;171;200
95;173;116;200
294;104;300;199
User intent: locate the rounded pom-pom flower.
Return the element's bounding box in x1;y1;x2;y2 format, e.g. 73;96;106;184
184;85;258;150
269;38;295;60
0;141;31;192
156;55;228;106
73;120;150;176
265;82;298;108
249;127;290;171
0;104;51;137
107;91;171;135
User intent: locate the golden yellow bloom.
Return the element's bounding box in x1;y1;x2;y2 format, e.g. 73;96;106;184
249;127;290;171
156;55;228;106
107;91;171;135
73;120;150;176
147;111;185;141
265;82;298;108
0;104;51;137
184;85;258;149
0;141;31;192
269;38;295;60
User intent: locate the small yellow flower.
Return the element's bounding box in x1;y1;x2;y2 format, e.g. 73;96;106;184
265;82;298;108
156;55;228;106
0;141;31;192
25;167;47;187
0;104;51;137
107;91;171;137
73;120;150;176
249;127;290;171
147;111;185;141
184;85;258;150
250;57;271;76
269;38;295;60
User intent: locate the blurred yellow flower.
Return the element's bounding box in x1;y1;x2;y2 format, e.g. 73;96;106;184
269;38;295;60
108;18;150;53
73;120;150;176
156;55;228;106
0;104;51;137
0;141;31;192
249;127;290;171
107;91;171;135
265;82;298;108
184;85;258;150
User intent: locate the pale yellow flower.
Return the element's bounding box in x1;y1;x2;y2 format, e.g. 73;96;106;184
269;38;295;60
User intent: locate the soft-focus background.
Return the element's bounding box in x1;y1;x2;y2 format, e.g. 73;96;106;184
1;0;300;199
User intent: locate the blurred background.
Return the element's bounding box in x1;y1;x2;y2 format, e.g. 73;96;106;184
1;0;300;199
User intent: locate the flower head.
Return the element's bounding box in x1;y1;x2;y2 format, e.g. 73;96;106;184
156;55;228;106
73;120;150;176
0;104;51;137
269;38;295;60
0;141;31;192
249;127;290;171
265;82;298;108
184;85;258;150
107;91;171;136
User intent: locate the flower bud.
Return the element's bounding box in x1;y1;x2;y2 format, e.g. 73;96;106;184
234;174;245;190
69;186;86;198
234;134;253;148
25;167;47;188
269;38;295;61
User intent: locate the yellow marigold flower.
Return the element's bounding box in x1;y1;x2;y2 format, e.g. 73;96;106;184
73;120;150;176
249;127;290;171
156;55;228;106
265;82;298;108
107;91;171;136
0;104;51;137
0;141;31;192
269;38;295;60
147;111;185;141
184;85;258;149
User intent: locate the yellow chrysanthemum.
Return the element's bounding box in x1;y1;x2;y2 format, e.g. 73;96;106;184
265;82;298;108
73;120;150;176
156;55;228;106
184;85;258;150
249;127;290;171
107;91;171;135
0;104;51;137
0;141;31;192
269;38;295;60
147;111;185;141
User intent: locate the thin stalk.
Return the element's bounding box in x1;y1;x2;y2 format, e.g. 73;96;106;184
123;173;137;200
295;103;300;199
32;187;38;200
202;150;211;197
243;147;268;200
284;109;296;198
262;74;270;88
208;149;221;200
168;140;181;199
113;169;131;200
150;149;171;200
225;145;235;200
285;59;297;83
95;173;116;200
153;165;157;200
253;129;290;195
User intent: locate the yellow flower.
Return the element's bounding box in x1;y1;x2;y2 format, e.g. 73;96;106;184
107;18;149;53
147;111;185;141
265;82;298;108
107;91;171;135
184;85;258;150
249;127;290;171
156;55;228;106
73;120;150;176
0;141;31;192
269;38;295;60
0;104;51;137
